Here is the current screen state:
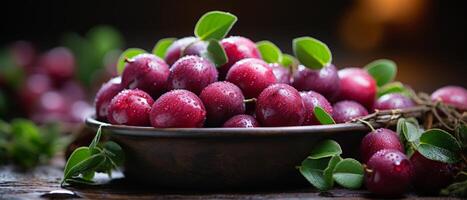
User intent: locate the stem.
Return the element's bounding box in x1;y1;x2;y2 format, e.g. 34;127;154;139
363;164;373;174
124;57;132;63
243;98;256;103
358;119;375;132
424;112;433;130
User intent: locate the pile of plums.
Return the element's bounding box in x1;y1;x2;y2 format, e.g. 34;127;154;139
93;32;467;197
94;36;467;129
359;85;466;196
1;41;93;123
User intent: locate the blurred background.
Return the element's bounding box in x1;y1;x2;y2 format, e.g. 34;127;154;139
1;0;466;123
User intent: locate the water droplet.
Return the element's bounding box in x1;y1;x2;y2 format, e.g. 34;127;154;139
41;189;79;199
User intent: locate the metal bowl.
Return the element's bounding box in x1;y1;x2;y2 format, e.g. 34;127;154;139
85;117;377;189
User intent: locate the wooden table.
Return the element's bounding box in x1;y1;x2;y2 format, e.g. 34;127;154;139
0;158;460;200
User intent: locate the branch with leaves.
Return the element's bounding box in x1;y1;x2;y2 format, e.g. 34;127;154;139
61;126;124;186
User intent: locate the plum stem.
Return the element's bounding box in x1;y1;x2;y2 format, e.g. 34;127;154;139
124;57;133;64
358;119;375;132
363;164;373;174
243;98;256;103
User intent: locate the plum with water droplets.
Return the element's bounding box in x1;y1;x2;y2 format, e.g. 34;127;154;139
431;85;467;111
199;81;245;126
122;53;169;97
223;114;260;128
219;36;261;78
256;84;305;127
167;55;218;94
332;100;368;123
226;58;276;98
292;64;340;100
337;68;377;109
150;89;206;128
269;63;291;85
94;77;123;121
360;128;403;163
364;149;413;196
373;93;415;111
107;89;154;126
300;90;332;125
164;37;196;66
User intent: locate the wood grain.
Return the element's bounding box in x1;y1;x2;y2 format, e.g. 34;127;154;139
0;158;459;200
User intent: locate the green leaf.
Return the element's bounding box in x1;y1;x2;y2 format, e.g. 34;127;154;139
103;141;124;167
152;38;176;58
323;155;342;188
377;81;410;97
63;147;91;180
194;11;237;41
63;153;106;183
332;158;364;189
281;54;296;68
308;140;342;159
203;40;228;67
457;125;467;148
417;129;461;163
364;59;397;87
256;40;283;64
403;119;422;143
299;157;333;191
313;106;336;125
293;36;332;69
89;126;102;151
117;48;146;74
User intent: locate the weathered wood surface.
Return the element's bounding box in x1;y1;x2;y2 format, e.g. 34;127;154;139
0;158;460;200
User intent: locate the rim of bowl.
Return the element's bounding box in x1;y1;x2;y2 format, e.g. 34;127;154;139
85;117;372;138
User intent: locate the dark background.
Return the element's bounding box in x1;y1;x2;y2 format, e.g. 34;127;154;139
1;0;465;92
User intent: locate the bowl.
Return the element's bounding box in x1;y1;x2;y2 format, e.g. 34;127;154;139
85;117;378;189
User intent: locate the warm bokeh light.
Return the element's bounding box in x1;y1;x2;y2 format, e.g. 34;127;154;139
339;0;428;51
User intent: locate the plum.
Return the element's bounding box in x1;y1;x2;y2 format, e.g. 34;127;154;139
226;58;277;98
19;73;52;114
167;55;218;94
39;47;75;84
360;128;403;163
337;68;377;109
164;37;196;66
31;91;69;123
374;93;415;111
183;40;208;57
300;90;333;125
431;85;467;111
10;40;36;69
256;84;305;127
121;53;170;97
365;149;413;196
94;77;123;121
199;81;245;126
69;100;94;123
292;64;340;100
150;89;206;128
269;63;291;84
219;36;261;78
410;151;458;193
60;81;86;102
107;89;154;126
223;114;260;128
332;100;369;123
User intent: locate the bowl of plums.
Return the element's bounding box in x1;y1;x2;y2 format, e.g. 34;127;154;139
81;11;467;196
